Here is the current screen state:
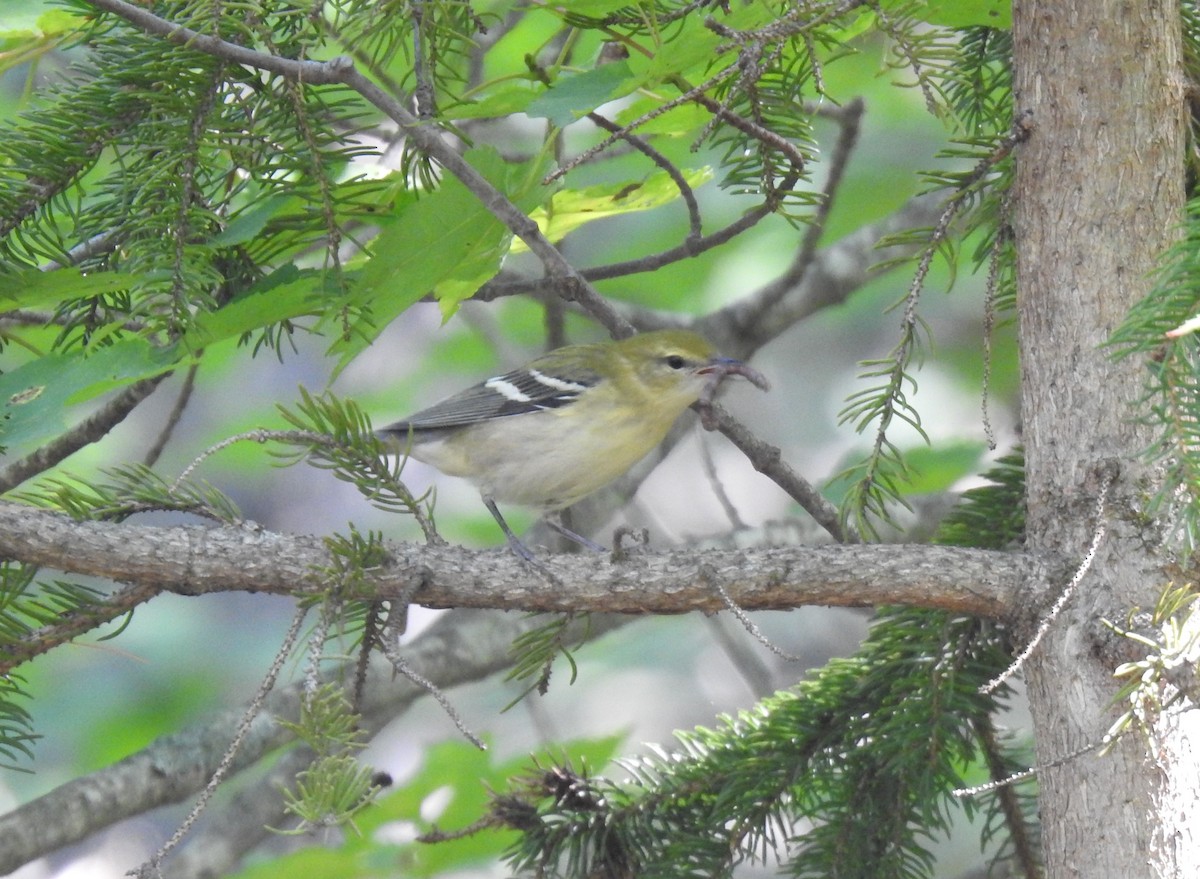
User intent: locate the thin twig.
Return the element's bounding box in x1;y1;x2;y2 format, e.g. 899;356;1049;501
587;111;703;242
475;167;802;303
410;0;435;119
845;111;1035;531
543;63;740;184
699;431;747;531
707;566;805;662
132;603;309;878
972;715;1041;879
376;623;486;749
40;230;121;269
677;78;810;172
143;363;199;468
953;737;1101;800
0;582;162;676
704;615;777;698
750;97;863;317
351;602;383;713
707;402;854;544
85;0;634;338
171;427;441;544
304;594;339;698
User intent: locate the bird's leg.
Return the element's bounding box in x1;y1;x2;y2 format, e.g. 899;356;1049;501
544;512;607;553
482;496;542;563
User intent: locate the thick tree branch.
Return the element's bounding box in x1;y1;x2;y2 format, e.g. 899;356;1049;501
0;502;1032;620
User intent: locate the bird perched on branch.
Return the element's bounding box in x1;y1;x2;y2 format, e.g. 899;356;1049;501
378;329;769;562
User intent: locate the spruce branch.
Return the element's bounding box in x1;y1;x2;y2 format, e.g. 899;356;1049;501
0;609;632;876
491;451;1030;879
84;0;634;338
0;579;158;676
0;500;1030;618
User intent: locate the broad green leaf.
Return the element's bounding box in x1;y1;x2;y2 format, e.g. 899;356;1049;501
0;5;82;74
829;5;879;42
0;268;136;311
0;5;77;38
328;146;552;368
0;339;181;450
524;61;633;127
551;0;633;14
613;98;712;137
355;735;622;877
512;167;714;252
882;0;1011;28
209;195;294;247
441;85;541;120
926;0;1010;28
635;3;776;86
212;179;402;248
184;266;330;348
36;8;82;33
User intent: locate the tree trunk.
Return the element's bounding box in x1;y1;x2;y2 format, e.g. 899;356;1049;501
1012;1;1200;876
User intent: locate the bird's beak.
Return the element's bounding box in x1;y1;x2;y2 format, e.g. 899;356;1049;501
699;356;771;391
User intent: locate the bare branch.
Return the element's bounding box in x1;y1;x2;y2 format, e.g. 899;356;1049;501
586;110;704;242
133;605;310;878
707;190;949;355
143;363;198;468
0;501;1031;620
473;174;795;302
706;403;852;543
745;97;864;322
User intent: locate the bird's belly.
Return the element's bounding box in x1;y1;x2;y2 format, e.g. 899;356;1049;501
451;412;668;509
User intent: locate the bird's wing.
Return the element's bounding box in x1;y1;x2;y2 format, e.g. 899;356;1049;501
382;362;601;431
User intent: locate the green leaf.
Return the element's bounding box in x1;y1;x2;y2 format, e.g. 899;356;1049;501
636;3;776;86
612;98;712;137
513;167;713;251
883;0;1011;28
0;2;83;62
0;268;137;312
328;146;552;367
184;266;330;348
0;340;180;451
442;85;542;121
551;0;632;14
209;194;294;247
525;62;633;127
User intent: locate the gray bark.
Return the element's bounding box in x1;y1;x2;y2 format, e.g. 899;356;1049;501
1012;1;1200;875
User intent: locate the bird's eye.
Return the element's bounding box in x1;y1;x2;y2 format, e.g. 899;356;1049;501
665;354;686;369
